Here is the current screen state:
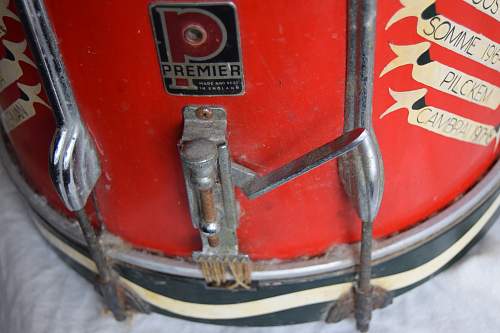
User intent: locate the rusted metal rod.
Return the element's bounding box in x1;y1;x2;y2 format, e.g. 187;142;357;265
355;218;375;332
75;209;127;321
343;0;381;331
199;188;220;247
200;188;217;222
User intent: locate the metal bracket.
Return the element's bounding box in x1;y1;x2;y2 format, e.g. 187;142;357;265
16;0;100;212
180;106;250;288
49;124;100;211
180;105;368;288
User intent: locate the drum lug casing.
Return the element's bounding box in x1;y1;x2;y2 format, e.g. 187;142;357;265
16;0;150;320
335;0;391;331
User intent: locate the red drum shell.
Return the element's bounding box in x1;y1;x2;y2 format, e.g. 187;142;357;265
1;0;499;260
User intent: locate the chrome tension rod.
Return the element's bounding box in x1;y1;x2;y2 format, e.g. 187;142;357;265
18;0;149;320
327;0;392;331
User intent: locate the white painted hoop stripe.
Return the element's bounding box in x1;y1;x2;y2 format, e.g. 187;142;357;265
32;194;499;320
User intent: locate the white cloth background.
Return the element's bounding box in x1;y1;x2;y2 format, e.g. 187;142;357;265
1;163;499;333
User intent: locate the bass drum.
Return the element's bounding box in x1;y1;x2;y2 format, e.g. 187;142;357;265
0;0;498;330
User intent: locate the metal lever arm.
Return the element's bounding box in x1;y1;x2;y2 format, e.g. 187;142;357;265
234;128;367;199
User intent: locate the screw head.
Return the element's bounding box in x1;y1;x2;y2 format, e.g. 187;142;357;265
195;106;213;120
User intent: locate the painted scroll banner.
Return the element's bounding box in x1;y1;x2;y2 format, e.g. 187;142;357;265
381;88;499;147
387;0;500;72
462;0;500;22
380;42;500;110
0;40;35;92
0;5;44;134
1;83;47;132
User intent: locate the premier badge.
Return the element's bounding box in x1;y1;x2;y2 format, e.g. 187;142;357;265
150;3;244;96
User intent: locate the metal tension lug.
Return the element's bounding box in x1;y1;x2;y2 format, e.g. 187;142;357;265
48;125;150;319
179;106;251;289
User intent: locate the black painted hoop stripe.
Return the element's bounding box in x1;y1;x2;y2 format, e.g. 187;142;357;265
30;191;499;325
32;189;499;304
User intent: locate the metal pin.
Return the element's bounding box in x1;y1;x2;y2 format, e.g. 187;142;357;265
199;188;217;222
199;188;220;247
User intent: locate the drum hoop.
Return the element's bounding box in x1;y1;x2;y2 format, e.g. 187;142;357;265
1;130;498;281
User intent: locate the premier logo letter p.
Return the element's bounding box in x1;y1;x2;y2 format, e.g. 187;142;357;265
161;8;227;89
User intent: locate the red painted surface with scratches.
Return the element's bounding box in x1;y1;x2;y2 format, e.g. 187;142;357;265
1;0;498;260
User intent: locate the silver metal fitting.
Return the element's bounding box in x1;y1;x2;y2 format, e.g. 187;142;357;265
179;105;371;288
181;139;218;190
18;0;101;212
179;105;251;288
16;0;148;319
